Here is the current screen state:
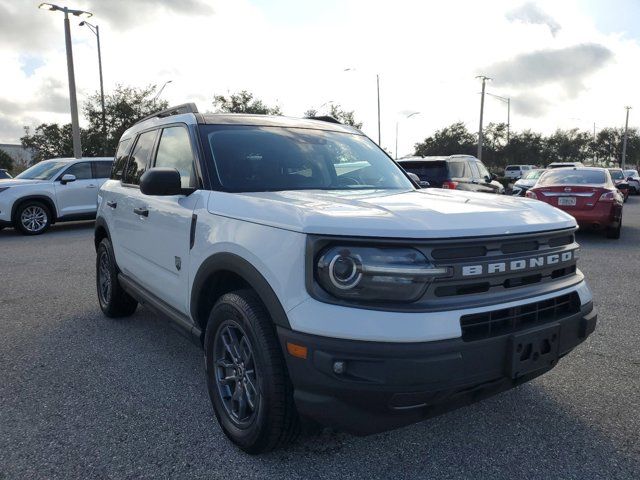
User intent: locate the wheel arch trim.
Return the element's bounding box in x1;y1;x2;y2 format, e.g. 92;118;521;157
191;252;291;330
11;195;58;224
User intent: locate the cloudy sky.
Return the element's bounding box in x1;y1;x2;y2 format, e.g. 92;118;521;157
1;0;639;157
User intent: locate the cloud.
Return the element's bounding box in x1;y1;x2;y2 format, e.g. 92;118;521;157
84;0;214;30
511;92;553;117
506;2;561;37
0;1;56;51
486;43;614;93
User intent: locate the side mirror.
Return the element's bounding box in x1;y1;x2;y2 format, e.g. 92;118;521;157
484;175;492;183
140;168;182;196
60;174;76;184
628;176;634;181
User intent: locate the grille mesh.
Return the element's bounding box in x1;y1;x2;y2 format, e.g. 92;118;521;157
460;292;580;341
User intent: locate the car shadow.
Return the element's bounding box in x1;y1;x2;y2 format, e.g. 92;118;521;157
0;220;95;238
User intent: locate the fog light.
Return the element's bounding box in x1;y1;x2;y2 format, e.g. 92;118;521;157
333;361;346;374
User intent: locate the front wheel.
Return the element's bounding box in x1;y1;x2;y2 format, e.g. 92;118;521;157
96;238;138;317
15;201;51;235
204;290;299;454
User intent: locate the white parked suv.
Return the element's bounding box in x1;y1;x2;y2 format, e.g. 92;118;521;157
0;157;113;235
504;164;533;180
95;104;597;453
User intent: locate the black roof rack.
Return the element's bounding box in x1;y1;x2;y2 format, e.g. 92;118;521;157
305;115;342;125
135;103;199;125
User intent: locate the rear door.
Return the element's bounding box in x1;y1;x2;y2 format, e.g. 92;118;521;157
129;124;202;314
54;161;99;217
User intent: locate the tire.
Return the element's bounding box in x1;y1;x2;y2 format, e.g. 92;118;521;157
15;200;51;235
96;238;138;317
606;220;621;239
204;289;299;454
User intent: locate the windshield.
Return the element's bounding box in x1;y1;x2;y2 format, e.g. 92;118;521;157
16;161;67;180
608;169;624;180
201;126;413;192
538;169;606;186
523;169;544;180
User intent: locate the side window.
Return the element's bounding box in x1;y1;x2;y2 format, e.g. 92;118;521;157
123;130;157;186
154;126;195;188
63;162;92;180
476;161;490;179
112;138;131;180
468;161;480;178
93;162;113;179
448;161;466;178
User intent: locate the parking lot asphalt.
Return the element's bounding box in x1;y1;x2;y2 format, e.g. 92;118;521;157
1;199;639;480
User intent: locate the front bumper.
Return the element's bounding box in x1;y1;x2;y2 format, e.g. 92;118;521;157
278;302;596;435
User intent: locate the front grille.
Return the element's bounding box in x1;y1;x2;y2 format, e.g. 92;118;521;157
460;292;581;341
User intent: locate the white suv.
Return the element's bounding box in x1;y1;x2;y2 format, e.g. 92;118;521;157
0;157;113;235
95;104;597;453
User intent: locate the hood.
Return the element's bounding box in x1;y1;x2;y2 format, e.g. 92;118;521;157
0;178;47;187
514;178;537;188
207;188;576;238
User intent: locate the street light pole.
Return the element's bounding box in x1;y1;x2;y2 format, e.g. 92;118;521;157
395;111;419;160
476;75;491;160
80;21;106;155
153;80;173;103
39;3;93;159
376;74;381;145
622;106;631;170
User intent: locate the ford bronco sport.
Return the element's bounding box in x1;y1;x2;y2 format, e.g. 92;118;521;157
95;103;597;453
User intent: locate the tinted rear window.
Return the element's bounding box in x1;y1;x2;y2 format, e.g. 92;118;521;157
538;169;606;186
399;161;448;181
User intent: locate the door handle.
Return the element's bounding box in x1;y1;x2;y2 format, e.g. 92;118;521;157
133;207;149;217
106;200;117;209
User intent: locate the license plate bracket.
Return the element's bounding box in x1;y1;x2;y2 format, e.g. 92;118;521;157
508;324;561;379
558;196;576;206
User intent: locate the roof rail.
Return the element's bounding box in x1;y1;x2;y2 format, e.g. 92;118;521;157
135;103;199;125
305;115;342;125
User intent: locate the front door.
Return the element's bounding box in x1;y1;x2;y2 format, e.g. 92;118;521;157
54;162;99;217
131;124;201;315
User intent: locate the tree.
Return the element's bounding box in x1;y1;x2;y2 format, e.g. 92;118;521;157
0;149;14;171
414;122;476;157
84;84;169;156
213;90;281;115
544;128;592;164
21;84;168;162
20;123;76;162
502;130;546;166
304;104;363;129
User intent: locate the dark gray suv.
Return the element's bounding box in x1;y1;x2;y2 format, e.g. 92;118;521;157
398;155;504;194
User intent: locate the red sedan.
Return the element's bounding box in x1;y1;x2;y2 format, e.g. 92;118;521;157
526;167;623;239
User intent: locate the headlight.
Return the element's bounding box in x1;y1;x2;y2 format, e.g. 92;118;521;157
315;246;449;302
